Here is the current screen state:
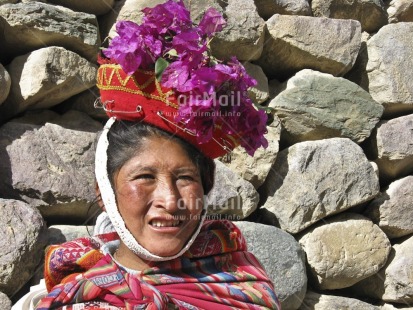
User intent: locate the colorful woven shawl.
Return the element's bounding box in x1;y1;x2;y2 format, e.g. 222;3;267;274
37;220;280;309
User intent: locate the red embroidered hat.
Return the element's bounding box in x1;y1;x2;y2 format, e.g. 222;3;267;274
96;0;268;159
96;63;240;158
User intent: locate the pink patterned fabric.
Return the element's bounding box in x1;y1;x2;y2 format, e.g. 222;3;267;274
37;220;280;309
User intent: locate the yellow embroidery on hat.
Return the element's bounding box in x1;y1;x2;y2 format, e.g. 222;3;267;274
97;64;179;109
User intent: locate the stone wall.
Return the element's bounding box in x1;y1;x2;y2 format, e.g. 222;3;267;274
0;0;412;309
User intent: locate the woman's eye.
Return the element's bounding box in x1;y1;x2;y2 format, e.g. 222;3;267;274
135;174;155;180
178;175;194;181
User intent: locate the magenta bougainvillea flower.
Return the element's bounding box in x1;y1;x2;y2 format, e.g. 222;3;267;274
103;0;268;155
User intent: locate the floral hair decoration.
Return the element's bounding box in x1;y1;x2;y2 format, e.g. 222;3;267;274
96;0;268;158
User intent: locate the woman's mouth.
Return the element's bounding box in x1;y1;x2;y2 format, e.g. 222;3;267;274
150;219;181;227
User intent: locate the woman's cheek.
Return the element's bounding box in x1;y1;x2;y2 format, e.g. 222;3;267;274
183;187;204;214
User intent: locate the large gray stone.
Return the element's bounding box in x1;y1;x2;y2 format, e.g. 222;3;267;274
57;87;107;121
0;199;47;297
220;116;281;188
261;138;380;234
12;110;61;126
364;176;413;239
388;0;413;23
244;62;269;105
0;0;17;5
184;0;222;23
0;63;10;105
268;69;383;145
256;14;361;80
311;0;387;33
210;0;265;61
0;111;102;224
0;291;11;310
48;225;94;245
344;31;371;91
39;0;115;15
299;291;380;310
207;160;259;220
352;235;413;304
298;213;391;290
1;47;97;123
0;2;100;62
235;221;307;310
367;23;413;117
254;0;311;19
371;114;413;182
108;0;166;38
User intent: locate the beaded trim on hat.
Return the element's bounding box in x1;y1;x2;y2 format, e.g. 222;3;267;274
95;117;207;262
94;97;235;155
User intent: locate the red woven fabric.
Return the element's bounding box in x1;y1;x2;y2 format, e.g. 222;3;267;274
96;63;239;158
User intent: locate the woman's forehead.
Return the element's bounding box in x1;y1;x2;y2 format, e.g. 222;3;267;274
124;137;198;171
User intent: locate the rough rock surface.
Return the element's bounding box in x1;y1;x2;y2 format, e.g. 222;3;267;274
352;235;413;304
311;0;387;32
48;225;94;245
0;111;102;223
371;114;413;182
12;109;61;126
41;0;114;15
268;69;383;145
253;0;311;19
108;0;170;38
207;160;259;220
298;290;380;309
183;0;222;23
244;62;269;105
0;199;47;297
364;176;413;239
235;221;307;310
0;0;17;5
210;0;265;61
344;31;371;91
0;63;10;105
261;138;380;233
367;23;413;116
57;87;107;120
0;47;97;123
388;0;413;23
220;116;281;188
257;14;361;79
298;213;391;290
0;291;11;310
0;2;100;62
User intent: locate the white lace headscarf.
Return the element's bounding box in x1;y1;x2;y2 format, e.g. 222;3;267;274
94;117;207;261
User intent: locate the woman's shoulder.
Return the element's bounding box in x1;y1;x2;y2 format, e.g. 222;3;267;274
43;232;119;291
186;220;248;258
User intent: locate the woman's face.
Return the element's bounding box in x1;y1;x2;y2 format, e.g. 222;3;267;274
114;136;204;257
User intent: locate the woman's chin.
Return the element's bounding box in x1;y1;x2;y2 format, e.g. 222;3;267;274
149;248;181;257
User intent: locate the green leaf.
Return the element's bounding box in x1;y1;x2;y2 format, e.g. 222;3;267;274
155;58;169;81
166;49;178;58
253;103;275;114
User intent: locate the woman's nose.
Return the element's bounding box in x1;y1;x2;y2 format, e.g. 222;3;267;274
152;180;180;211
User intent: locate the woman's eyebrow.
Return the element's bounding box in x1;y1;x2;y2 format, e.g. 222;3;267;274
126;163;157;174
173;167;200;175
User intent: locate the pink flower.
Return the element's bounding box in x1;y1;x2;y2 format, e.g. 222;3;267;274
103;0;268;155
199;7;226;37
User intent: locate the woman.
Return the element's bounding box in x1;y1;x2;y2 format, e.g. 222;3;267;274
35;1;280;308
36;121;279;309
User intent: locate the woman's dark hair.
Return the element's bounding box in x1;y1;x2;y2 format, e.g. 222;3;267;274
106;120;215;194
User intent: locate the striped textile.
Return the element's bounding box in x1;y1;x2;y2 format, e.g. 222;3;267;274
36;220;280;309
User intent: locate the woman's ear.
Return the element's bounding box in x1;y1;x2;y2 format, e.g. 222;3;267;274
95;182;106;211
